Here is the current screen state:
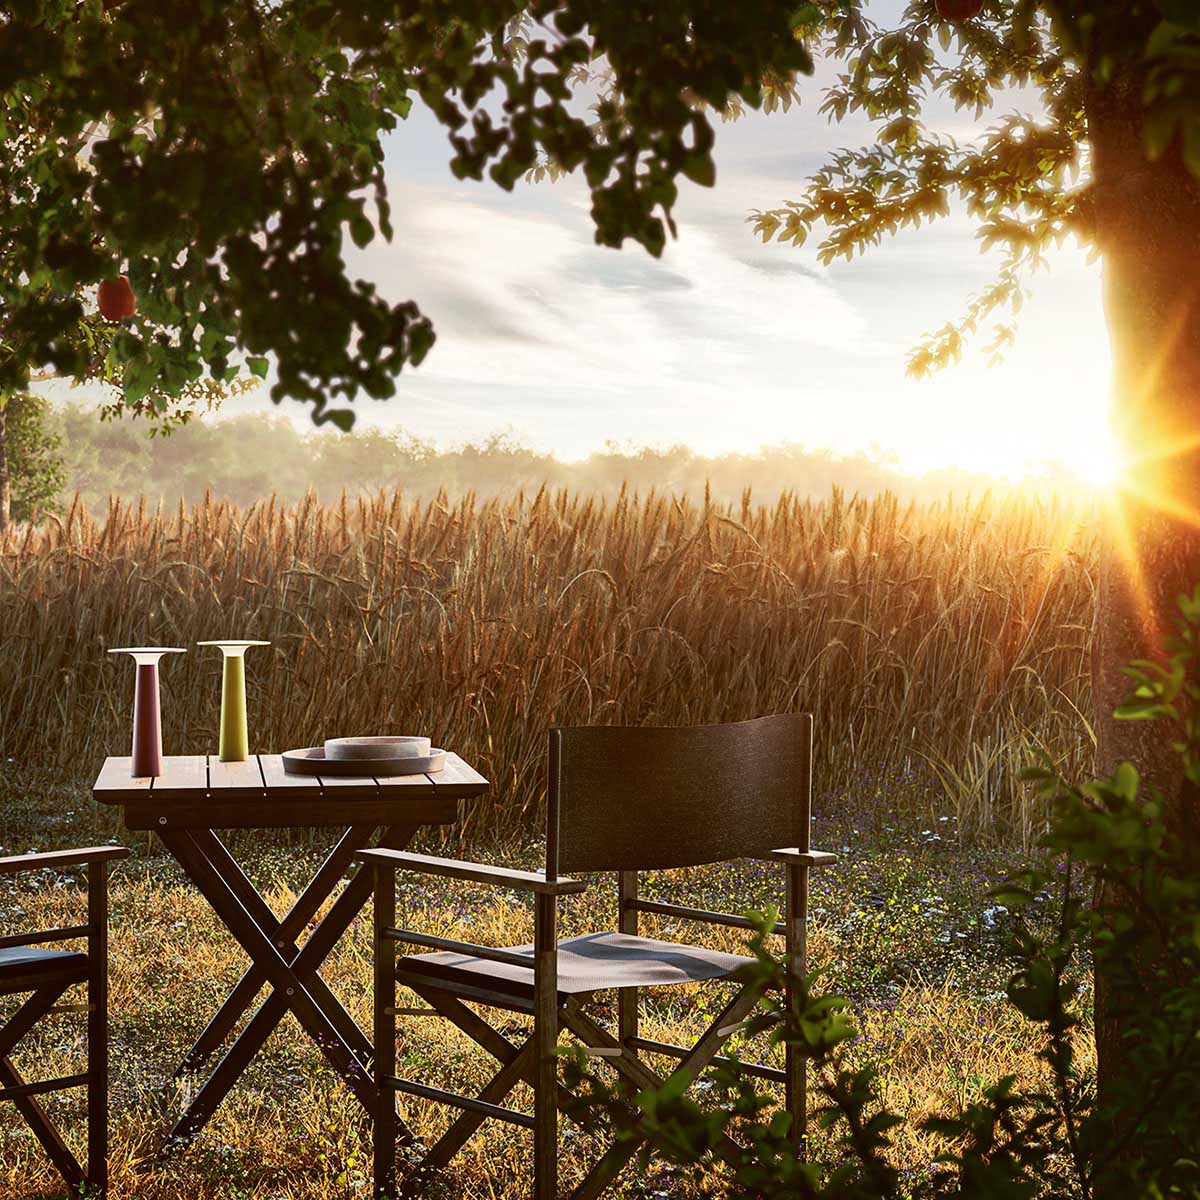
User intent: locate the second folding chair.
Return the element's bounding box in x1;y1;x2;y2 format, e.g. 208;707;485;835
361;713;836;1199
0;845;129;1198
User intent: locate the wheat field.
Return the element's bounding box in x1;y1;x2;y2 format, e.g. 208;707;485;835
0;486;1097;842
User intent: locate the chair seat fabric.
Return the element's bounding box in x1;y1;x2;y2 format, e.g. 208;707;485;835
400;931;751;996
0;946;89;990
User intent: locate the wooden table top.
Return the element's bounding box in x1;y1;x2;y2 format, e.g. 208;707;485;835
92;753;489;832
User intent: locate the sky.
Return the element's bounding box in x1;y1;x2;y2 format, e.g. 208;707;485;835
302;58;1114;483
68;19;1119;483
311;95;1113;481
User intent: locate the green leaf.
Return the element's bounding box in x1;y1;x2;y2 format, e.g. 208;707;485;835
1113;761;1140;802
349;214;375;249
681;153;716;187
247;356;269;379
991;886;1033;909
324;408;355;432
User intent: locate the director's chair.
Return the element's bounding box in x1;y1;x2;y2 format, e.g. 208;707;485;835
362;714;836;1198
0;845;129;1197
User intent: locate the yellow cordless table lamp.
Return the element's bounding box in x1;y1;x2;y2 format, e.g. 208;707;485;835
198;641;270;762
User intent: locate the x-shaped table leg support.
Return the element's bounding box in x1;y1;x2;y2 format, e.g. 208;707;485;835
160;822;421;1150
172;825;381;1079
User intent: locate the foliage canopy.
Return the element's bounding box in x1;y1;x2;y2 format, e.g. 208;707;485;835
0;0;810;427
744;1;1200;375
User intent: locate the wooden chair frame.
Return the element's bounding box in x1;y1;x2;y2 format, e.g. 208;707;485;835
363;716;837;1199
0;845;129;1197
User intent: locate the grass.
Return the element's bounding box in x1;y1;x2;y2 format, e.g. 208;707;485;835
0;766;1093;1200
1;487;1097;845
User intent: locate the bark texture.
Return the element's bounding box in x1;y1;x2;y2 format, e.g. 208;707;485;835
1087;56;1200;1102
0;399;10;535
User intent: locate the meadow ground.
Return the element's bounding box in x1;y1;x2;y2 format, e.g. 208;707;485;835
0;765;1093;1200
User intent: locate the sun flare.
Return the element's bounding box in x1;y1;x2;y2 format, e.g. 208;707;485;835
1072;426;1126;491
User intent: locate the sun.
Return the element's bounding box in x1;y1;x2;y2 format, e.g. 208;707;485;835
1071;426;1126;491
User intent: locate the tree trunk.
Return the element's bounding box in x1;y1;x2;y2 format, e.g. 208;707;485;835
0;398;10;534
1087;63;1200;1104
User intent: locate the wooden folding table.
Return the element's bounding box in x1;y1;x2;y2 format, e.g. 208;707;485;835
92;751;488;1150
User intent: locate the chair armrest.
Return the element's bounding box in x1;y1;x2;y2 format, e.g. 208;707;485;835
357;849;588;896
760;848;839;867
0;846;131;876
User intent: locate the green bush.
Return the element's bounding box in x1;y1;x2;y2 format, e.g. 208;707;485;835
566;590;1200;1198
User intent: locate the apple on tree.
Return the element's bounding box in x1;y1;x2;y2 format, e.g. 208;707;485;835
936;0;984;20
97;275;136;321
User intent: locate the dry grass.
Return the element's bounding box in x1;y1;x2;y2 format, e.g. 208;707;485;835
0;776;1090;1200
0;487;1097;843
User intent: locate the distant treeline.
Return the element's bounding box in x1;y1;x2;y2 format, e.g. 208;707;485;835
52;403;1084;510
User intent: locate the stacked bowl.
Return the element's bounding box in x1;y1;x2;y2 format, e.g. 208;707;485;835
281;736;446;776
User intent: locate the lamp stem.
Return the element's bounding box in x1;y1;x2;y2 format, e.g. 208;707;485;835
132;661;163;776
219;652;249;762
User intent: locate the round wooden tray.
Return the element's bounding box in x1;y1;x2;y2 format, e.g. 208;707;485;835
282;746;447;777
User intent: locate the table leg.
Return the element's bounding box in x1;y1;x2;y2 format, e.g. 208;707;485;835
162;832;375;1104
163;823;421;1149
189;829;373;1062
175;825;377;1076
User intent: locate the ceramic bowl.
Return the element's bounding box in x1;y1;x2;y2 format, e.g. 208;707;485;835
324;735;432;761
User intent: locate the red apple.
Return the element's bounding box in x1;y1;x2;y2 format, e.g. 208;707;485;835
97;276;136;321
936;0;984;20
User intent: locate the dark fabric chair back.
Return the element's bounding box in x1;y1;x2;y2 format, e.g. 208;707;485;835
546;713;812;875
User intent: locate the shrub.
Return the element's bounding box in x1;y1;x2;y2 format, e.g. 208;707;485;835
4;392;64;523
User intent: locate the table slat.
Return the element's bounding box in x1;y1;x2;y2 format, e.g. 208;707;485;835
375;771;438;794
150;755;208;798
259;753;323;797
431;752;489;795
92;755;152;804
122;796;459;831
316;774;379;794
208;756;267;798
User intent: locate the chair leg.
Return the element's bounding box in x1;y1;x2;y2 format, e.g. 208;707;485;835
0;1053;86;1191
373;864;397;1199
617;871;638;1053
87;861;110;1197
0;981;86;1190
785;862;809;1156
533;894;558;1200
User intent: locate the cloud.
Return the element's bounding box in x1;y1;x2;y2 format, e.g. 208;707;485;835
563;255;693;293
737;256;825;281
349;174;866;425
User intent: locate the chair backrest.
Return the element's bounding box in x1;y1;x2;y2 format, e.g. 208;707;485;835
546;713;812;875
